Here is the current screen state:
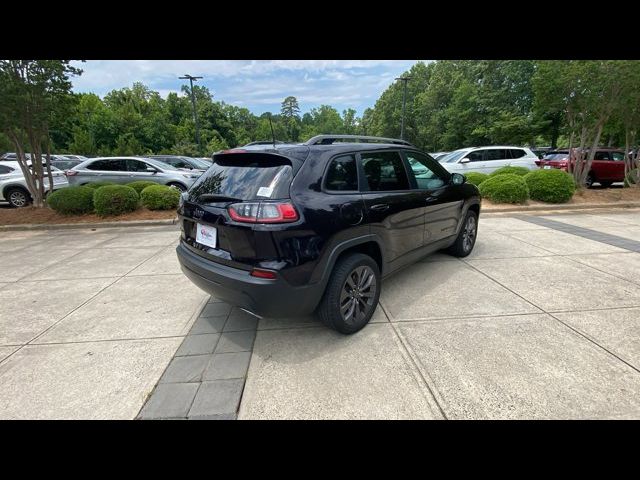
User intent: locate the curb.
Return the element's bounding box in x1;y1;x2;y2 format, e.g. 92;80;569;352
482;201;640;215
0;217;178;231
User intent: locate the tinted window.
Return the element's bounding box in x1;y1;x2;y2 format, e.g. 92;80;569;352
360;151;410;192
404;152;448;190
594;151;610;160
486;149;508;161
611;152;625;161
87;159;127;171
0;165;14;174
509;149;526;159
325;155;358;191
188;154;293;201
467;150;485;162
127;159;151;172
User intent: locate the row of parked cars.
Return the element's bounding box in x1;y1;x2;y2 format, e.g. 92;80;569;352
432;145;630;187
0;153;213;207
0;143;631;208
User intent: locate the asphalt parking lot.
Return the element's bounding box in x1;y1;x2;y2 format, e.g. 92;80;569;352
2;209;640;419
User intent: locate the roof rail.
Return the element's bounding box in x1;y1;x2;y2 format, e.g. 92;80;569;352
304;135;414;147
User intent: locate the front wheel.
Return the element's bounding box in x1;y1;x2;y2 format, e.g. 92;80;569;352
167;182;187;192
5;187;31;208
446;210;478;257
316;253;381;334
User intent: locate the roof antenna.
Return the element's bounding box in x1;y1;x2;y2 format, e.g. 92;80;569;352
268;113;277;149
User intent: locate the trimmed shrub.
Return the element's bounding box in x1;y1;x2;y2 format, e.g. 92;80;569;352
93;185;140;216
140;184;181;210
464;172;489;186
478;174;529;204
84;181;115;189
524;169;576;203
47;186;95;215
127;181;158;195
490;166;531;177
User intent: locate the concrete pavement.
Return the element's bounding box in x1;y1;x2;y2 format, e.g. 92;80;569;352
2;209;640;419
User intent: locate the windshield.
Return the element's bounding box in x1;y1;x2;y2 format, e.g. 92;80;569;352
144;158;180;171
439;150;471;163
543;153;569;160
189;158;211;169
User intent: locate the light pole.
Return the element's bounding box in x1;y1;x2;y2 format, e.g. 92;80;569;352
395;75;412;140
179;74;203;153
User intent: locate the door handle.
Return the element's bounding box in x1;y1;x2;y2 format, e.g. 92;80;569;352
370;204;389;212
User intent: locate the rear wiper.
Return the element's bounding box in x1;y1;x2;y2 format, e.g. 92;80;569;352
197;194;242;203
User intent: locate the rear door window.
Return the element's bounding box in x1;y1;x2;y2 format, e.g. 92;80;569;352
594;151;610;161
325;155;358;192
360;151;410;192
188;153;293;201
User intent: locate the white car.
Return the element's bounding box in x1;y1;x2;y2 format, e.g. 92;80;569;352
438;146;539;175
0;161;68;207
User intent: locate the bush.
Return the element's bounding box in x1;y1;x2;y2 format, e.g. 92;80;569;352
84;181;115;189
47;186;95;215
523;169;576;203
140;184;181;210
490;166;531;177
478;174;529;204
93;185;140;216
127;181;158;195
625;169;638;187
464;172;489;186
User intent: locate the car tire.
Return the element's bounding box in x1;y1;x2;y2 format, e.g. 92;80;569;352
5;187;31;208
446;210;478;258
585;173;595;188
599;181;613;188
316;253;381;335
167;182;187;192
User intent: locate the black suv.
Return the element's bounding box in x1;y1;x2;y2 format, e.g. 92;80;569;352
176;135;481;334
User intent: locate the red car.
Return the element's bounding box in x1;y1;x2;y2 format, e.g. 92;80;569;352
536;148;627;187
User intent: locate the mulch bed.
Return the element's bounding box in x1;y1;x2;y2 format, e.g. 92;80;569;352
484;186;640;210
0;206;177;225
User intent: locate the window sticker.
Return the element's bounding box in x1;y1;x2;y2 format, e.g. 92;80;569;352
257;186;273;198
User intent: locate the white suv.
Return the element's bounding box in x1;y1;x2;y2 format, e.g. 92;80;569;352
438;146;539;175
0;162;68;207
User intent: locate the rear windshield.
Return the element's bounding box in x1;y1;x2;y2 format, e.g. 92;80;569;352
543;153;569;160
187;153;293;202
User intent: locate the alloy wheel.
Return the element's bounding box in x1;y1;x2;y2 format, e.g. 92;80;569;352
9;190;27;207
462;215;477;253
339;265;377;325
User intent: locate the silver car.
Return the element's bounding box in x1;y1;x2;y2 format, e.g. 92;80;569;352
438;146;539;174
0;161;69;207
67;156;201;191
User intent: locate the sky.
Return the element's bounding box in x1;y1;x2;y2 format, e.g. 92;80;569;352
69;60;427;116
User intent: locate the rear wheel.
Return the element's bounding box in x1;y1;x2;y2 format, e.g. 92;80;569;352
317;253;381;334
585;173;595;188
446;210;478;257
167;182;187;192
5;187;31;208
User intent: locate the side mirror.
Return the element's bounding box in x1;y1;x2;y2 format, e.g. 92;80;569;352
451;173;466;185
459;157;471;164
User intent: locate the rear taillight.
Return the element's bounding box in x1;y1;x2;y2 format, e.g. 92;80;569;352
65;170;77;176
250;268;277;279
228;202;299;224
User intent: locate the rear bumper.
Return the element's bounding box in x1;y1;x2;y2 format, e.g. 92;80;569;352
176;242;323;317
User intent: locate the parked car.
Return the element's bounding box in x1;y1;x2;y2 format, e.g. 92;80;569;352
146;155;209;172
60;154;87;160
50;159;83;171
531;147;553;159
0;161;68;207
176;134;481;334
66;157;202;191
438;146;539;174
536;148;626;187
429;152;449;160
197;157;214;164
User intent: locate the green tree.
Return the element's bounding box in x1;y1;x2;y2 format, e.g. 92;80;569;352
281;96;301;141
0;60;82;207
